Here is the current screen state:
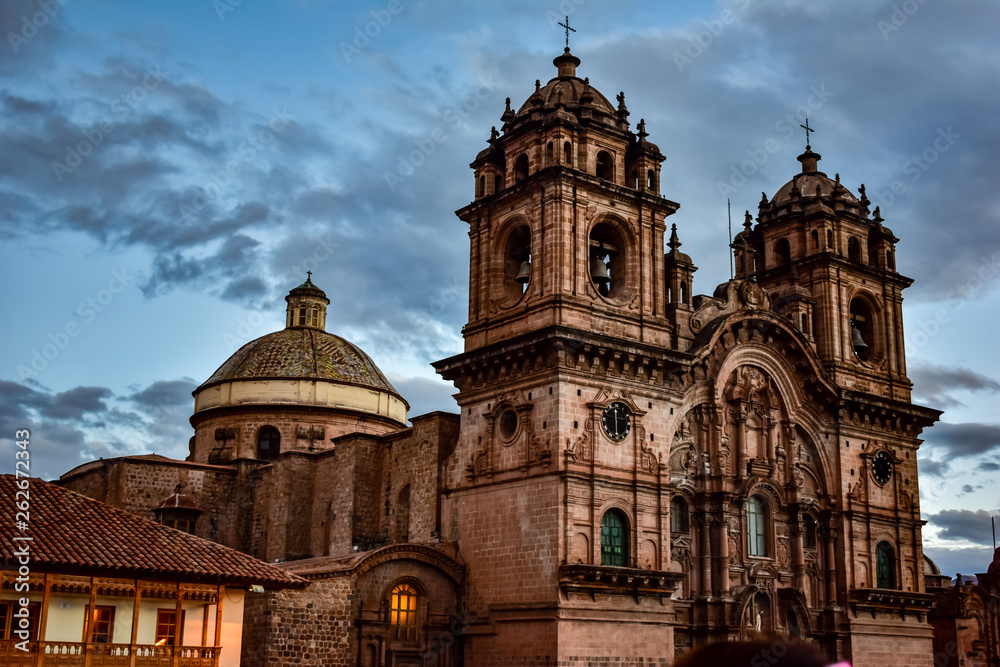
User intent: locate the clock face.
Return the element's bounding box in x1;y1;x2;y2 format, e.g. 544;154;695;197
872;450;893;485
602;402;631;442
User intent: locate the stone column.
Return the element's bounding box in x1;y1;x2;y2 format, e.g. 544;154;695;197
699;514;712;597
716;515;730;596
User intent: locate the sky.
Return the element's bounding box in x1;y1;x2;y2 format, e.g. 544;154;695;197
0;0;997;579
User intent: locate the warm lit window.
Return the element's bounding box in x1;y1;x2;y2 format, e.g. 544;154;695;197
155;609;185;646
298;305;307;326
747;495;769;557
87;605;116;643
876;542;896;589
390;583;418;627
310;306;319;327
601;509;629;567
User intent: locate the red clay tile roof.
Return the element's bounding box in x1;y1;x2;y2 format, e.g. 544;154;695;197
0;476;305;589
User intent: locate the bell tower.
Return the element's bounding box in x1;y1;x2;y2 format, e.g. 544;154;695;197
458;47;679;352
747;145;912;402
435;47;688;664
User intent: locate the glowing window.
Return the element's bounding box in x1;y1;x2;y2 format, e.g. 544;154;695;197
390;583;418;627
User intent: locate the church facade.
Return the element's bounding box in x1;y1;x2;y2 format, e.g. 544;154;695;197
60;48;951;666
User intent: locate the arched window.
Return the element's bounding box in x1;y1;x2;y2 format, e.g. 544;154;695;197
309;306;319;327
848;236;862;262
670;496;689;533
563;141;572;167
601;509;629;567
298;305;307;326
514;153;529;182
747;495;769;557
811;229;819;248
494;174;502;194
680;281;688;304
546;141;554;165
886;250;895;270
389;583;419;640
647;169;656;191
478;175;485;198
775;238;791;266
256;426;280;460
876;542;896;589
596;150;614;181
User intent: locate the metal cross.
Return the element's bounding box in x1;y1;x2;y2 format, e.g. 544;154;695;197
306;270;312;280
558;16;576;49
799;118;815;149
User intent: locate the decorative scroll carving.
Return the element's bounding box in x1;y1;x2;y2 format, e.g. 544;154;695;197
566;417;594;463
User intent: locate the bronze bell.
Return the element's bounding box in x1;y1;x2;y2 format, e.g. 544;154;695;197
515;260;531;284
590;257;611;285
851;322;868;353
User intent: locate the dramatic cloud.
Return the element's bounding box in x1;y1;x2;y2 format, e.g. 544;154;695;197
0;379;194;479
923;422;1000;459
910;363;1000;408
927;509;997;547
923;546;995;581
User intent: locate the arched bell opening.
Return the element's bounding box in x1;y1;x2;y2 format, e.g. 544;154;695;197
501;223;533;301
589;221;629;300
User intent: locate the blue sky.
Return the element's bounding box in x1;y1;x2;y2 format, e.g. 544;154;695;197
1;0;998;578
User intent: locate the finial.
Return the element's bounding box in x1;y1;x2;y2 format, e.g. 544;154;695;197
872;206;884;225
505;97;511;112
668;223;681;250
558;15;576;50
535;79;541;92
637;118;648;139
489;126;499;142
617;91;626;108
744;210;753;231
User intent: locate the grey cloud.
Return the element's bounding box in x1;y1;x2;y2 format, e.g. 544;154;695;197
928;509;996;546
910;363;1000;408
923;422;1000;458
40;386;113;420
388;375;459;420
923;546;995;582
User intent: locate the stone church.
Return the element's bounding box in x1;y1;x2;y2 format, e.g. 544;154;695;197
61;46;970;665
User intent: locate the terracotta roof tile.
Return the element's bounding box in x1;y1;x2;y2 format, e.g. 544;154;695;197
0;476;305;589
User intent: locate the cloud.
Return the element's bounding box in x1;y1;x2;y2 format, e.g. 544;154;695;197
923;546;995;581
910;363;1000;408
923;422;1000;458
927;509;996;546
0;379;194;480
387;374;459;421
917;455;949;477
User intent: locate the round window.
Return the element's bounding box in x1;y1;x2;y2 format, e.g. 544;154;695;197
498;409;518;441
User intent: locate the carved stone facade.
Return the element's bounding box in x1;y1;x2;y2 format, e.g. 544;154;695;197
59;48;950;666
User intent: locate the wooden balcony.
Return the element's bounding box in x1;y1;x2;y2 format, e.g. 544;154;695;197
0;640;219;667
